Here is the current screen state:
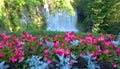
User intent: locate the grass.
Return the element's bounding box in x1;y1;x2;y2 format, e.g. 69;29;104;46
0;29;100;37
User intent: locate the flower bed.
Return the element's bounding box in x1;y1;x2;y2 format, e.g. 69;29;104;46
0;32;120;69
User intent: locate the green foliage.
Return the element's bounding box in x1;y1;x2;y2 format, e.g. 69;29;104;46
0;0;45;32
43;0;75;15
0;0;76;32
4;30;100;38
77;0;120;34
1;0;119;34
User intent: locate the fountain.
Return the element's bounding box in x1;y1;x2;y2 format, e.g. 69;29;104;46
22;2;79;32
43;3;79;32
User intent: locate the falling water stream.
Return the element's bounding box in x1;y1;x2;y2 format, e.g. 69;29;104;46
22;2;79;32
44;9;78;32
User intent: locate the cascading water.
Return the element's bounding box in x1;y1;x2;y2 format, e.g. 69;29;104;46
22;2;79;32
43;3;79;32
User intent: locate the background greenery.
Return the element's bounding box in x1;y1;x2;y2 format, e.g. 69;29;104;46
0;0;120;34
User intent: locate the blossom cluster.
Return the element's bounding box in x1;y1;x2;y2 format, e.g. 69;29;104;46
0;32;119;68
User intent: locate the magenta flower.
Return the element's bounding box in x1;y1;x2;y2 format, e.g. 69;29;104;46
64;49;70;55
0;45;3;50
98;37;105;42
116;48;120;55
85;37;94;44
14;48;24;59
14;38;19;45
112;63;118;68
9;56;17;63
104;41;111;47
108;34;113;39
65;32;76;41
27;34;32;39
0;53;5;58
80;52;85;56
87;33;93;37
47;58;53;63
54;49;64;56
53;41;59;48
0;33;11;39
102;49;109;54
55;34;61;38
44;49;49;57
61;43;65;48
18;57;24;63
95;46;101;55
79;39;83;44
38;42;43;46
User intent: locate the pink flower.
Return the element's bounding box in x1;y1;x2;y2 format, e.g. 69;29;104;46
0;45;3;50
54;49;64;56
38;56;42;59
61;43;65;48
14;49;24;58
9;56;17;63
98;37;105;42
67;54;71;58
18;57;24;63
108;34;113;39
31;37;37;41
16;53;24;58
53;41;59;48
116;48;120;55
89;52;95;55
64;49;70;55
87;33;93;37
65;32;76;41
21;32;27;35
79;39;83;44
95;46;101;55
85;37;93;44
113;63;118;68
0;33;11;39
55;34;61;38
39;42;43;46
18;47;23;51
47;58;53;63
104;41;111;47
0;53;5;58
102;49;109;54
44;49;49;57
14;38;19;45
80;52;85;56
27;34;32;39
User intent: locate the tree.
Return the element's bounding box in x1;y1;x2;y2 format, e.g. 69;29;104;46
76;0;120;34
